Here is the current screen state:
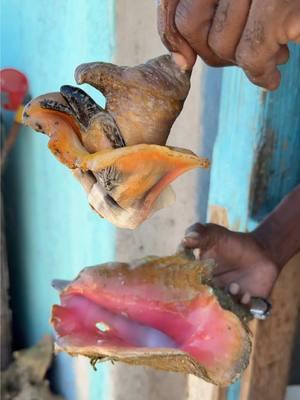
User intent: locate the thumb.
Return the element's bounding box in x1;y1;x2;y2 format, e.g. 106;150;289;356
182;223;209;249
286;11;300;43
157;0;196;71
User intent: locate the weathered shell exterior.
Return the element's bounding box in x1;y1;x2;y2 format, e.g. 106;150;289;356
75;55;191;146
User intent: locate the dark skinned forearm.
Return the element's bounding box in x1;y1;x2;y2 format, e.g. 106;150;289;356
253;185;300;270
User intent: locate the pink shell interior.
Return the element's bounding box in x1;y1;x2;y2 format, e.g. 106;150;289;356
52;263;248;374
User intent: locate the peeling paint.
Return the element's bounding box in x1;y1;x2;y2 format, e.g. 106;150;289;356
208;205;229;227
250;128;276;218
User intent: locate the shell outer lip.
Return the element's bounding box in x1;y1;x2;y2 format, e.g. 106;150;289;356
53;342;213;384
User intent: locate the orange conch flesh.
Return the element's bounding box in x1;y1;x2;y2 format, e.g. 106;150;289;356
51;251;252;386
22;55;209;228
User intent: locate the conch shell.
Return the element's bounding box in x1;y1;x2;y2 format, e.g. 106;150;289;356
51;250;251;386
22;55;209;229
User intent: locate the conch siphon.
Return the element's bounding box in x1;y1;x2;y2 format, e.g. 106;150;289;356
22;55;209;229
51;250;252;386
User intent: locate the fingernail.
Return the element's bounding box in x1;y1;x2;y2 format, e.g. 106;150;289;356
229;282;240;295
184;231;200;240
241;292;251;305
171;52;188;72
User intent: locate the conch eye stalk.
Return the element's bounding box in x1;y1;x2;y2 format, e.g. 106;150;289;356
22;55;209;228
51;251;252;386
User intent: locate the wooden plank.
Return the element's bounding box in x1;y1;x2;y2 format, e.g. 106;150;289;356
1;195;11;370
240;254;300;400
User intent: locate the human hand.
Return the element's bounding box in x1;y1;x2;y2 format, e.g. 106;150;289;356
182;222;279;304
157;0;300;89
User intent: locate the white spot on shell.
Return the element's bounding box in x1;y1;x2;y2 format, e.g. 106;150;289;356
96;322;110;332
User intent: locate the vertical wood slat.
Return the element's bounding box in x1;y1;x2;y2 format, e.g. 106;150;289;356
240;255;300;400
208;44;300;400
1;196;11;370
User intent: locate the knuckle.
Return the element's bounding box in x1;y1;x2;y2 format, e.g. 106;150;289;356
208;35;232;61
175;2;205;46
206;223;226;235
235;44;265;76
185;223;199;236
175;1;226;67
235;47;254;70
175;1;194;38
204;224;224;246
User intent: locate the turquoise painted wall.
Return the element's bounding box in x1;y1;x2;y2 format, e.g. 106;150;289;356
1;1;116;399
209;45;300;232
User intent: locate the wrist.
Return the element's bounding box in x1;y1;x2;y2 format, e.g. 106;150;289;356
251;222;282;271
251;186;300;270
